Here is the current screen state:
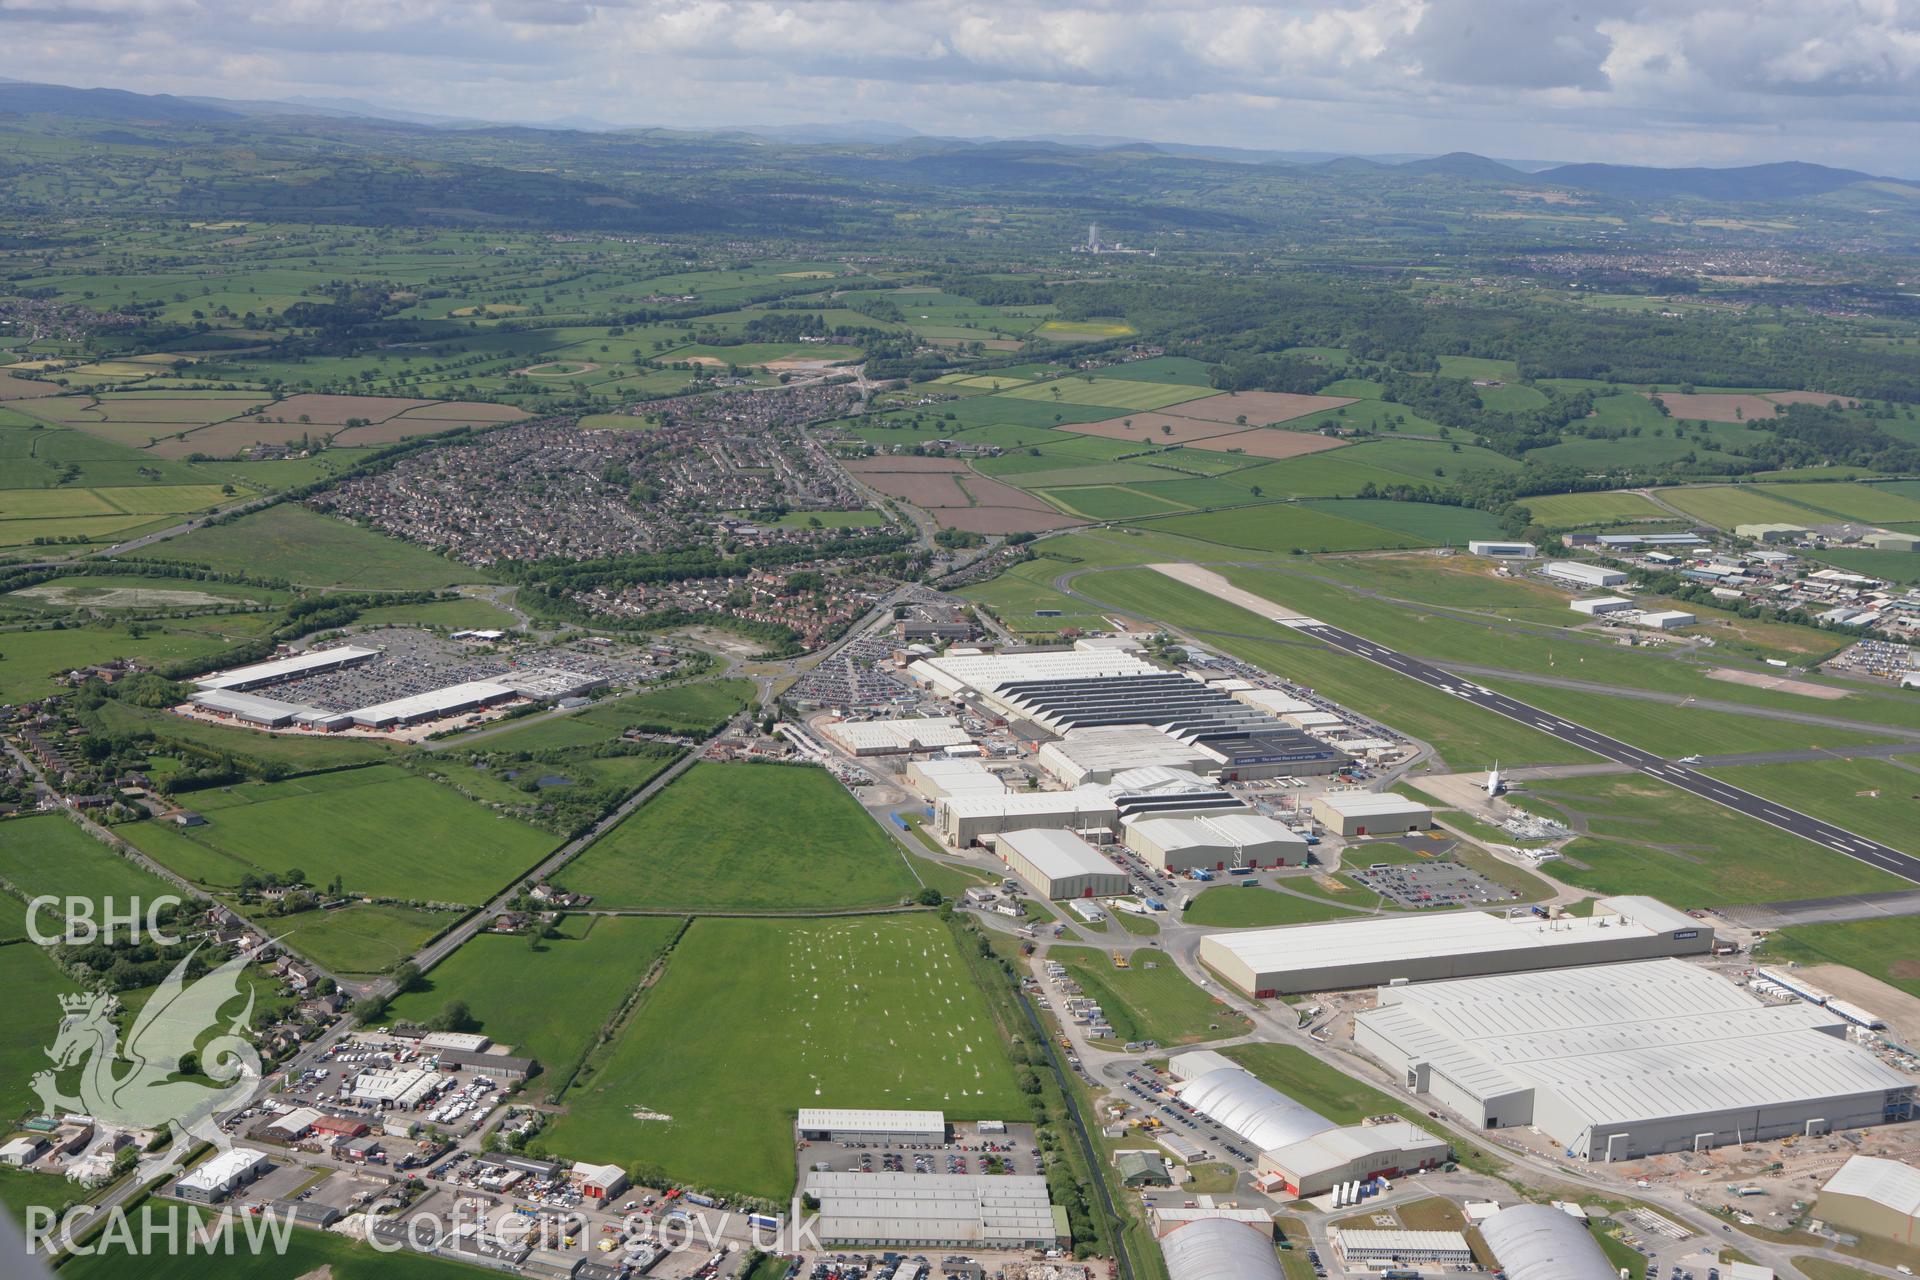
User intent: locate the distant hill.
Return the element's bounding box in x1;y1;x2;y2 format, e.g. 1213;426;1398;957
1539;160;1905;200
1394;152;1529;181
0;81;240;124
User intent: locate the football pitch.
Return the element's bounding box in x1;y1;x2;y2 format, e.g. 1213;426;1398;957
543;915;1023;1199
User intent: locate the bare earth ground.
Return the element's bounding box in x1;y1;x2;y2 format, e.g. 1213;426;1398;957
1765;391;1861;409
1643;392;1778;422
1706;667;1850;700
845;456;983;472
1165;390;1357;423
845;457;1082;532
13;583;258;608
1795;962;1920;1048
395;402;529;422
1064;413;1255;444
230;392;433;424
1185;431;1350;459
0;372;62;398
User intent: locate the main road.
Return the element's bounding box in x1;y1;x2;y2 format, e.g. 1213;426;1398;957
1146;563;1920;887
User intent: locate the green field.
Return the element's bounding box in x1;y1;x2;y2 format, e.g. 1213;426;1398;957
563;762;919;911
1762;481;1920;524
0;624;231;704
544;914;1024;1198
1039;485;1192;520
92;700;396;769
1049;945;1249;1045
1520;773;1907;906
63;1201;486;1279
252;901;457;976
0;942;78;1127
1182;885;1368;928
386;915;684;1092
1759;916;1920;1000
991;376;1204;412
140;503;485;589
1804;547;1920;584
1523;490;1674;527
1657;485;1834;530
451;679;752;753
1135;503;1429;553
0;814;181;928
1296;499;1506;543
119;766;557;902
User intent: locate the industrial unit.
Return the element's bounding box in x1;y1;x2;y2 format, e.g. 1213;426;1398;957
1124;811;1305;873
1818;1155;1920;1247
1198;896;1713;997
1543;561;1628;588
1467;540;1538;558
1571;596;1634;616
1167;1051;1448;1196
1229;688;1317;717
804;1171;1064;1249
996;827;1128;900
346;679;520;728
821;716;972;756
175;1149;270;1203
1035;725;1218;786
796;1108;948;1145
1309;790;1432;837
905;759;1009;801
194;645;380;692
1354;959;1914;1161
935;787;1118;847
1158;1217;1284;1280
1735;523;1809;543
1329;1227;1473;1268
189;688;349;730
1478;1203;1615;1280
1639;609;1697;630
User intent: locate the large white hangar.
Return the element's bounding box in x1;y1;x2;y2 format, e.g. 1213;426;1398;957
1198;895;1712;997
1479;1204;1615;1280
1125;811;1306;873
1353;959;1916;1162
1159;1217;1284;1280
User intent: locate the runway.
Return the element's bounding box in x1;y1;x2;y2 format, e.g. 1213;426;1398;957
1290;614;1920;886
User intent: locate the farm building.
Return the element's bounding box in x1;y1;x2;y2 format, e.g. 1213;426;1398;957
1570;596;1633;616
1199;895;1711;997
1330;1227;1472;1268
905;759;1009;801
1158;1217;1284;1280
1354;959;1914;1161
1735;523;1808;543
176;1149;270;1203
797;1108;947;1145
194;645;380;692
1640;609;1697;630
1543;561;1628;588
996;827;1127;900
1036;725;1217;786
935;787;1118;847
1124;812;1305;873
1478;1203;1615;1280
1466;541;1537;558
805;1171;1064;1248
1309;791;1432;837
821;716;972;756
1818;1155;1920;1247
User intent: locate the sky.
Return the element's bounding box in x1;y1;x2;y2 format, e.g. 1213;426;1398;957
4;0;1920;168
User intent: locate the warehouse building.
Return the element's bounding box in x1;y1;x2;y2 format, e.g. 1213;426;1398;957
1479;1203;1615;1280
1866;531;1920;552
1125;812;1306;873
906;759;1008;802
1230;689;1317;717
1159;1217;1284;1280
1036;726;1217;786
1571;596;1634;616
1310;791;1432;837
1640;609;1697;630
797;1108;947;1145
189;688;319;728
1169;1051;1336;1152
997;827;1127;900
1818;1155;1920;1247
1330;1227;1472;1268
195;645;380;692
175;1149;270;1203
805;1171;1064;1248
1199;895;1712;997
347;679;520;729
1467;541;1537;558
822;716;972;756
935;787;1118;847
908;649;1160;705
1543;561;1628;588
1354;959;1914;1161
1735;523;1808;544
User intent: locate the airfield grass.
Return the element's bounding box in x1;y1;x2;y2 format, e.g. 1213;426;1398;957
0;941;78;1128
1657;485;1837;530
1476;677;1895;758
563;762;918;911
243;901;457;977
1520;773;1907;906
0;814;180;925
141;503;486;589
1524;490;1674;527
63;1201;487;1280
1759;916;1920;1001
1703;758;1920;857
119;765;557;903
386;914;684;1094
545;914;1024;1199
1295;499;1505;543
959;559;1113;636
1759;481;1920;524
1049;945;1250;1046
1039;485;1191;520
1133;503;1431;553
1182;885;1368;928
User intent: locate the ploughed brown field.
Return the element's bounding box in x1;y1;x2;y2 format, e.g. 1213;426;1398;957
1181;431;1349;459
844;457;1084;533
1159;390;1356;424
1644;392;1777;422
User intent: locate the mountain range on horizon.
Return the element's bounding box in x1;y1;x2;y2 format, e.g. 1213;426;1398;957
1;75;1917;201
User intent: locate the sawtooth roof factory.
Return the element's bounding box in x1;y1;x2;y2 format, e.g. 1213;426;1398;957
1354;959;1915;1161
1198;895;1712;997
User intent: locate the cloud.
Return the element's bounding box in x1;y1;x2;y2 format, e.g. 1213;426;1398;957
0;0;1915;164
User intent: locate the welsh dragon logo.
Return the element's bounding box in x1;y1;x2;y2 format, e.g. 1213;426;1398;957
33;944;264;1181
